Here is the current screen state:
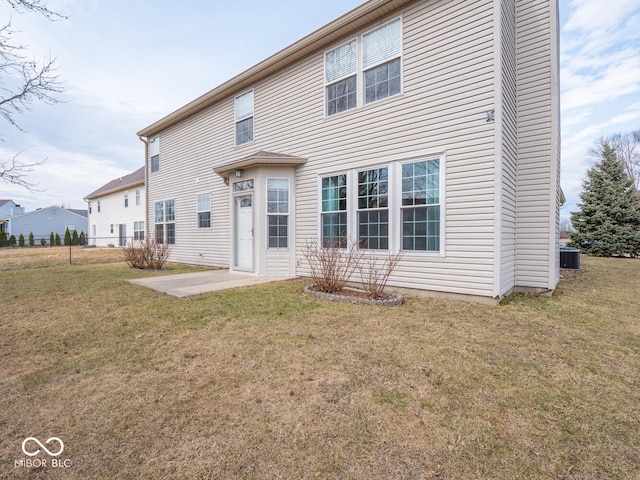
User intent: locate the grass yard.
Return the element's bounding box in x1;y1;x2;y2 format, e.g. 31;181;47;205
0;249;639;479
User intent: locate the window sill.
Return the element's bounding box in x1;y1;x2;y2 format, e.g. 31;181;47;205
323;92;405;122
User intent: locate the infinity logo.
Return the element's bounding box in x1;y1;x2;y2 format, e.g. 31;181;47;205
21;437;64;457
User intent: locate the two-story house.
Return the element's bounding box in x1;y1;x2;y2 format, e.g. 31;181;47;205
84;167;146;246
137;0;561;302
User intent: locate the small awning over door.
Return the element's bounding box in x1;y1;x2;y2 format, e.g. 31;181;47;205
213;151;307;180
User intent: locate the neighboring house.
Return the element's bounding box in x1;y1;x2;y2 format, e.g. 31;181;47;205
137;0;561;301
0;200;25;233
84;167;146;246
4;206;88;243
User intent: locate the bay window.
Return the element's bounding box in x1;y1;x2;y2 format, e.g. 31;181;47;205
267;178;289;249
321;174;348;247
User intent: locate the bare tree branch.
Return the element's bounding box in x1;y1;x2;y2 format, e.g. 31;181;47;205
0;0;67;190
0;150;45;191
4;0;68;20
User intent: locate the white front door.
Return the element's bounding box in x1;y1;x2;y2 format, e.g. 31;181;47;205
234;194;253;270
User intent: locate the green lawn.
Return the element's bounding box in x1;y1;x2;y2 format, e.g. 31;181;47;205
0;249;638;479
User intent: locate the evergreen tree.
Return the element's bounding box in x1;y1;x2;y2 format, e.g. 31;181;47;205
0;231;7;247
18;233;25;247
9;235;16;246
72;229;79;245
64;227;71;246
28;232;34;247
569;142;640;257
50;232;54;247
55;233;61;246
79;231;86;246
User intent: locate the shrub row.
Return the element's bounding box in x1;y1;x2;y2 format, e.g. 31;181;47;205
0;229;85;247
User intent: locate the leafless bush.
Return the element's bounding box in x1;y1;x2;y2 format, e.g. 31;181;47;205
123;239;170;270
123;240;147;269
144;239;171;270
302;237;364;293
359;252;404;299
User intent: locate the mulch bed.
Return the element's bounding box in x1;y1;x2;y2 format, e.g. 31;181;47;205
303;285;404;306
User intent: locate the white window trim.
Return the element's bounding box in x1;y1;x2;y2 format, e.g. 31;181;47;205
196;193;212;229
324;37;359;117
317;154;445;256
266;177;290;250
361;16;404;106
355;164;392;252
234;89;255;147
154;199;176;245
149;136;160;173
323;16;404;119
317;171;350;249
397;156;445;255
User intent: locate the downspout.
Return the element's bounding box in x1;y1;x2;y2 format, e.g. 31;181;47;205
138;136;149;242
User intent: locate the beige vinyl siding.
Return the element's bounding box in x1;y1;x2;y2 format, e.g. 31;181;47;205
515;0;559;289
146;0;502;297
499;0;517;295
147;102;232;267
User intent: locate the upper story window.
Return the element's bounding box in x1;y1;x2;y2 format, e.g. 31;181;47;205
136;188;141;206
88;200;92;214
363;18;402;104
124;191;129;208
97;199;101;213
150;137;160;173
325;40;357;116
324;18;402;117
235;90;254;146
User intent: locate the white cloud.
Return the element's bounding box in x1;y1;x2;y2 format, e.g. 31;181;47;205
563;0;639;34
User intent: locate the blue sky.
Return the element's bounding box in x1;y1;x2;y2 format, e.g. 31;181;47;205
1;0;639;223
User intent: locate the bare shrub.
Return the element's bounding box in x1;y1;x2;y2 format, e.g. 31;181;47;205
302;237;364;293
123;239;170;270
144;239;171;270
123;240;147;269
359;252;404;299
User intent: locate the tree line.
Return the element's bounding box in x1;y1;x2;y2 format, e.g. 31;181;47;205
0;228;85;247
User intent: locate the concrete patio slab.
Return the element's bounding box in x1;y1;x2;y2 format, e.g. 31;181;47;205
129;269;296;298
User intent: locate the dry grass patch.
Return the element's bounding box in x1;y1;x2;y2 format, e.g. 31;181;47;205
0;254;639;479
0;246;125;271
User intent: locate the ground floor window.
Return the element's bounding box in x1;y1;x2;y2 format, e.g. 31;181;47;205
134;221;145;241
319;157;442;252
267;178;289;249
197;194;211;228
357;167;389;250
401;159;440;251
321;174;348;247
154;200;175;244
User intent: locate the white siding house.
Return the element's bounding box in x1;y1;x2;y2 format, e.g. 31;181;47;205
137;0;561;302
84;167;146;246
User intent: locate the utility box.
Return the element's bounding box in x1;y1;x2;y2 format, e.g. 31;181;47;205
560;246;580;270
